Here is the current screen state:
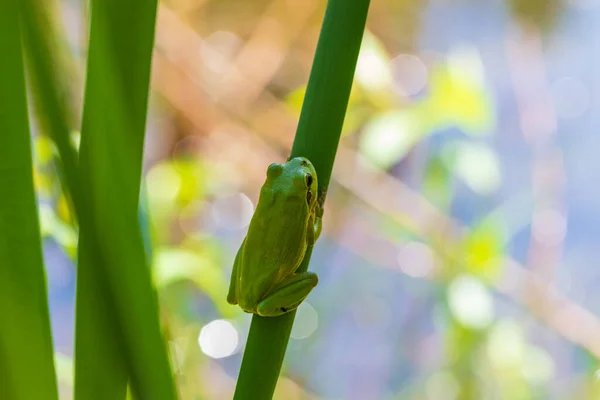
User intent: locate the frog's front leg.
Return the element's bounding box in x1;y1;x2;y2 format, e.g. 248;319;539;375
256;271;318;317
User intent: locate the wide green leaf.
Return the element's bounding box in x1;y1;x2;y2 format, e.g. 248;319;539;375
0;0;58;398
74;0;176;398
19;0;177;398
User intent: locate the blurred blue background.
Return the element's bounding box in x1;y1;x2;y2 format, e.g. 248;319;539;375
40;0;600;398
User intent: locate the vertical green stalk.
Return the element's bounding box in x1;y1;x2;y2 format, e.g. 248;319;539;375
0;0;58;398
74;0;161;398
233;1;370;399
20;0;177;398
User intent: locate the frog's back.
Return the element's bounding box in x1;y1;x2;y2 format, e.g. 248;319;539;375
237;190;309;311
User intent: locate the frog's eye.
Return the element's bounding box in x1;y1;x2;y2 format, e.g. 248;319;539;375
305;173;313;187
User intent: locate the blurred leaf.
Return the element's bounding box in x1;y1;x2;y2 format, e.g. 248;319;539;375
423;155;453;210
172;159;208;206
145;161;186;244
32;136;63;199
33;168;54;196
57;193;73;224
423;45;494;136
355;30;393;93
285;85;307;113
38;204;78;259
70;130;81;151
0;0;58;398
442;141;502;195
484;319;552;398
507;0;564;31
154;247;234;318
359;108;425;169
463;220;506;282
146;161;182;208
19;0;80;217
54;353;74;388
423;370;461;400
34;135;57;164
340;100;371;135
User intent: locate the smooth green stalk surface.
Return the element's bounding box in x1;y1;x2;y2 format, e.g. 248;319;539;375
0;1;58;398
20;1;177;399
74;0;162;398
233;1;370;399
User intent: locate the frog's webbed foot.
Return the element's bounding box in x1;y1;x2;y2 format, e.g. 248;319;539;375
256;272;318;317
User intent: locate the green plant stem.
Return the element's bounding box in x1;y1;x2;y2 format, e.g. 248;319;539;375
0;1;58;398
74;1;177;399
73;0;160;399
20;0;177;398
233;1;370;399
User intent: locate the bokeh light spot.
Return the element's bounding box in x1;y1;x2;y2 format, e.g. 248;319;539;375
426;371;459;400
291;302;318;340
355;33;392;90
178;201;213;236
487;320;525;368
447;44;485;88
199;31;241;73
359;110;422;169
198;319;239;359
211;192;254;230
146;163;182;204
521;346;555;384
390;54;428;96
532;208;567;245
453;143;501;195
448;275;494;329
397;241;435;278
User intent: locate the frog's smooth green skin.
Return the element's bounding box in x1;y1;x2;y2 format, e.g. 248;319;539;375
227;157;322;317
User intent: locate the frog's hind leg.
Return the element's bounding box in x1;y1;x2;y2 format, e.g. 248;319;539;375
256;272;318;317
227;240;244;305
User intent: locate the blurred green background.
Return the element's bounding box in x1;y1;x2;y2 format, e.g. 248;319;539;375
37;0;600;398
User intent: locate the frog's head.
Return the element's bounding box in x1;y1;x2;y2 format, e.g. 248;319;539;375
266;157;318;207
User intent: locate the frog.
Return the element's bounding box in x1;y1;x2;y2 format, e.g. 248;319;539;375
227;157;322;317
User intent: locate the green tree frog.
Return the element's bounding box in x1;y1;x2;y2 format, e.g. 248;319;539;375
227;157;323;316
